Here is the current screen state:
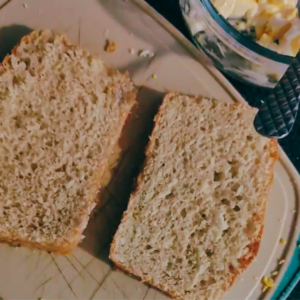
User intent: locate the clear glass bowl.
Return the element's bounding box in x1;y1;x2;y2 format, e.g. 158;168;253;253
179;0;296;89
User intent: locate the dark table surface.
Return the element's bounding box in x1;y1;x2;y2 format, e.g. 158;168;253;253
144;0;300;299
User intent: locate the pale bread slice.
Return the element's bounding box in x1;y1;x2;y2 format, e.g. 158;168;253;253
0;30;136;254
110;93;278;300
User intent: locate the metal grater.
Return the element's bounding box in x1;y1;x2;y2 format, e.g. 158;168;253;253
254;52;300;139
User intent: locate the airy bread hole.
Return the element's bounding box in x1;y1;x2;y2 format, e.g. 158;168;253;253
211;101;218;109
222;229;228;237
214;171;224;182
45;140;53;147
37;216;44;227
231;183;240;192
207;277;216;285
166;192;173;200
31;163;38;172
29;68;36;77
13;76;20;85
188;259;193;266
28;223;38;230
216;147;222;154
221;199;230;205
23;57;31;69
230;165;239;178
200;280;206;286
216;136;224;143
233;205;240;211
181;208;187;218
14;118;21;129
146;245;152;250
205;249;214;257
55;165;66;172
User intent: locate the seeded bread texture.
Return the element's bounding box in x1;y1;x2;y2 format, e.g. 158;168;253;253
110;93;278;300
0;30;136;254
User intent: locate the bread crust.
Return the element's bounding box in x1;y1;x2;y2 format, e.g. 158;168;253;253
0;30;137;254
112;262;178;299
110;93;278;299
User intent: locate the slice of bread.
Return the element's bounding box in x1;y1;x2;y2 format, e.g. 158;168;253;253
0;30;136;254
110;93;278;300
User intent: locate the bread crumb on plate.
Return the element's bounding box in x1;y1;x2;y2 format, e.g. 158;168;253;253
262;276;274;288
280;238;287;245
105;40;116;53
279;259;285;264
138;49;154;58
262;286;268;293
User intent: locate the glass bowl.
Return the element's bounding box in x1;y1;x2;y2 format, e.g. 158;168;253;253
179;0;296;89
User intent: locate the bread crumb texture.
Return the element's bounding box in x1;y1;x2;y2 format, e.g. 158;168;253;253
110;94;277;300
0;30;136;252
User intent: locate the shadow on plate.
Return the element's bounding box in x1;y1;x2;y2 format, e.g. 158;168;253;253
0;24;33;61
80;87;166;265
